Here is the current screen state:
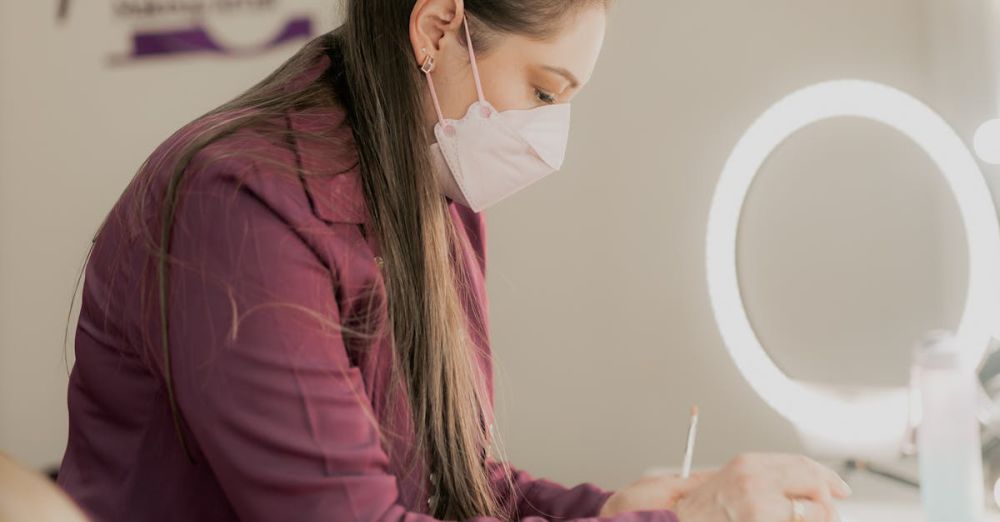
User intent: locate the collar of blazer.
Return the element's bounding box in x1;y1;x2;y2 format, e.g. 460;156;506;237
288;104;368;226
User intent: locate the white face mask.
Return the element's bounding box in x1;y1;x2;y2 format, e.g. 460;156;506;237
422;16;572;213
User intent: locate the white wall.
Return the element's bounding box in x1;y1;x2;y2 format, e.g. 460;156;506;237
487;0;998;489
1;0;998;497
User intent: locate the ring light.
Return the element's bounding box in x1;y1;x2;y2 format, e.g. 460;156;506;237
975;118;1000;165
706;80;1000;451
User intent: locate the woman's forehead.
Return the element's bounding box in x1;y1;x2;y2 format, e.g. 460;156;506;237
489;7;607;86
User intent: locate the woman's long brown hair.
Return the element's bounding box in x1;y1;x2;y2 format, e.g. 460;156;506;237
97;1;608;519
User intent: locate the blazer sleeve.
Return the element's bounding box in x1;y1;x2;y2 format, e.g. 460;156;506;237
487;457;642;520
165;154;678;522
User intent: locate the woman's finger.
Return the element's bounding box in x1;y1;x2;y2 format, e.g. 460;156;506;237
737;454;840;518
775;453;850;498
785;475;836;517
684;470;715;489
770;454;849;498
800;458;851;499
816;463;852;499
788;497;831;522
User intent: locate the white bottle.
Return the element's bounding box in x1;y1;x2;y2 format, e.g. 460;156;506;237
913;330;984;522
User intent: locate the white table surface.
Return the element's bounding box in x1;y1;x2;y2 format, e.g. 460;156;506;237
833;458;1000;521
645;461;1000;521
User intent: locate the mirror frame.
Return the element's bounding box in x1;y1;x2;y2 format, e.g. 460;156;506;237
706;80;1000;452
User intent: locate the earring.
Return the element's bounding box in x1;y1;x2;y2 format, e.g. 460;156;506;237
420;51;436;73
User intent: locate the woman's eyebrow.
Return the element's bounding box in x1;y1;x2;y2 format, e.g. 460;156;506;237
541;65;580;88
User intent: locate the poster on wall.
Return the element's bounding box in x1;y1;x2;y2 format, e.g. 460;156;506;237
56;0;335;65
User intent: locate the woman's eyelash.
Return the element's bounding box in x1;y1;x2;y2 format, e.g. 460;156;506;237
534;88;557;105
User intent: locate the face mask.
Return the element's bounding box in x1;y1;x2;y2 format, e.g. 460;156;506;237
422;16;572;213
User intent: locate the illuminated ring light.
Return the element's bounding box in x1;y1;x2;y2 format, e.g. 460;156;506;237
706;80;1000;448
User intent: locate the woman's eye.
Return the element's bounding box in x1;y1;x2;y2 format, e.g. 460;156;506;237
534;88;557;105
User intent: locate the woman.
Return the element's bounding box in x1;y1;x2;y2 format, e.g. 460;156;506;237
57;1;852;521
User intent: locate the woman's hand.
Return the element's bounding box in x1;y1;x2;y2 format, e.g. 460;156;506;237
673;452;852;522
598;470;715;517
0;452;90;522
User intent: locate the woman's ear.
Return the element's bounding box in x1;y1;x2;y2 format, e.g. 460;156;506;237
409;0;465;67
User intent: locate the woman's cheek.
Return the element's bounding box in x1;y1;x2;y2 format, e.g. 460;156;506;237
484;81;536;112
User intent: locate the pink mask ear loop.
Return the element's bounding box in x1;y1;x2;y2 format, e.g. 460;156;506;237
422;14;489;136
423;65;452;135
461;15;487;107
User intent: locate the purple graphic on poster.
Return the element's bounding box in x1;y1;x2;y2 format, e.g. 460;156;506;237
131;16;312;58
56;1;317;64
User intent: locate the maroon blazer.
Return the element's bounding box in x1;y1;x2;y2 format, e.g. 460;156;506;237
57;49;680;522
